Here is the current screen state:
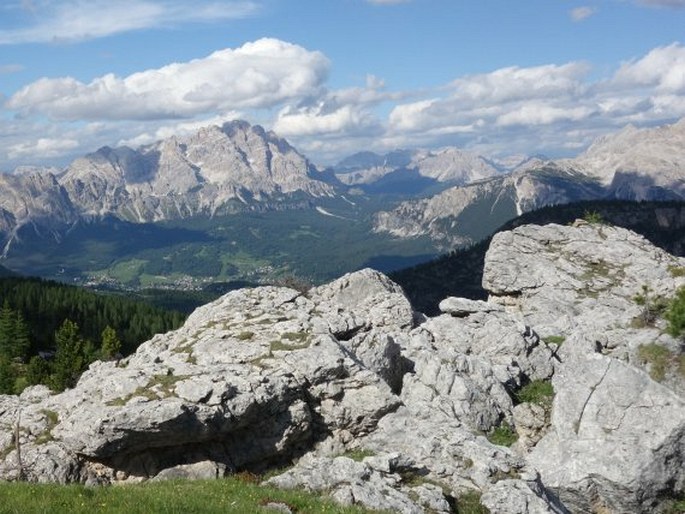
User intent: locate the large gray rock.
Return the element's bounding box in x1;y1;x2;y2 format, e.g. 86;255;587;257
0;270;407;483
528;338;685;513
266;454;436;514
484;223;685;513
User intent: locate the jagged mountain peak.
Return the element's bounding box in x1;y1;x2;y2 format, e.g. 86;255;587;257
52;119;334;222
334;145;502;190
0;119;337;242
572;118;685;189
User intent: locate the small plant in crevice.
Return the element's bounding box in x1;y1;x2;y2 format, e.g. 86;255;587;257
35;409;59;445
281;331;308;343
515;380;555;408
667;265;685;278
487;423;518;447
637;343;679;382
236;331;254;341
633;285;669;328
452;490;491;514
582;210;605;225
543;335;565;346
339;448;376;462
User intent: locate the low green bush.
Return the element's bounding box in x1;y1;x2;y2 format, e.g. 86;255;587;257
454;490;491;514
515;380;554;407
666;287;685;339
638;343;672;382
487;424;518;447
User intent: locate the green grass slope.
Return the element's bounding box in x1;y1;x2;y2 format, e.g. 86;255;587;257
0;478;379;514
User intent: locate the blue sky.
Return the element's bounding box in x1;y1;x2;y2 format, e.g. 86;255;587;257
1;0;684;170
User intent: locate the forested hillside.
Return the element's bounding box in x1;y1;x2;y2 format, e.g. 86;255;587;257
0;276;185;394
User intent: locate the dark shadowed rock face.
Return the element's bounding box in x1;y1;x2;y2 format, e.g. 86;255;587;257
1;224;683;514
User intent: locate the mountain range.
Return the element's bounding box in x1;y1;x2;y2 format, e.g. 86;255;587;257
0;117;684;284
373;118;685;248
0;120;333;255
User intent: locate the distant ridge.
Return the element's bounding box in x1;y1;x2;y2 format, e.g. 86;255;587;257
374;118;685;248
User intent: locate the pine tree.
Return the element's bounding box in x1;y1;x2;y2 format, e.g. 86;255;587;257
100;326;121;360
0;354;16;394
0;300;15;358
51;319;85;391
666;286;685;338
12;311;31;360
25;356;50;386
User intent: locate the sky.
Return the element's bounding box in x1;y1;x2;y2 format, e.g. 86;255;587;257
0;0;684;171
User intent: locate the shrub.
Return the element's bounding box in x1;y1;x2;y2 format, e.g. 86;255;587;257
583;210;604;224
633;285;669;327
666;287;685;339
487;424;518;447
515;380;554;407
637;344;671;382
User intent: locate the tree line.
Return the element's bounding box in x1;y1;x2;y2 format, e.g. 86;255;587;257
0;277;186;394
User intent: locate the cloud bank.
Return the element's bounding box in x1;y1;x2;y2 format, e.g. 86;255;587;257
7;38;329;120
3;39;685;166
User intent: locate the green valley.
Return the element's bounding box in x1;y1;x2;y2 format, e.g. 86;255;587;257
3;196;437;291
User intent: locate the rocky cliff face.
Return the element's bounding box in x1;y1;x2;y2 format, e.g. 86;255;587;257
374;164;607;249
572;118;685;197
0;120;335;247
1;222;683;513
374;119;685;247
59;121;334;223
0;170;77;256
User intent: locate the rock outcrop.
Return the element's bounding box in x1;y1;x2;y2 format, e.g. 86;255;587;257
0;223;683;513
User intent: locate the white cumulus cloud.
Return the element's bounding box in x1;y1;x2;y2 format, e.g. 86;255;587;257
496;104;595;127
612;43;685;92
450;62;590;103
6;38;330;120
382;44;685;158
274;104;379;137
387;62;591;135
